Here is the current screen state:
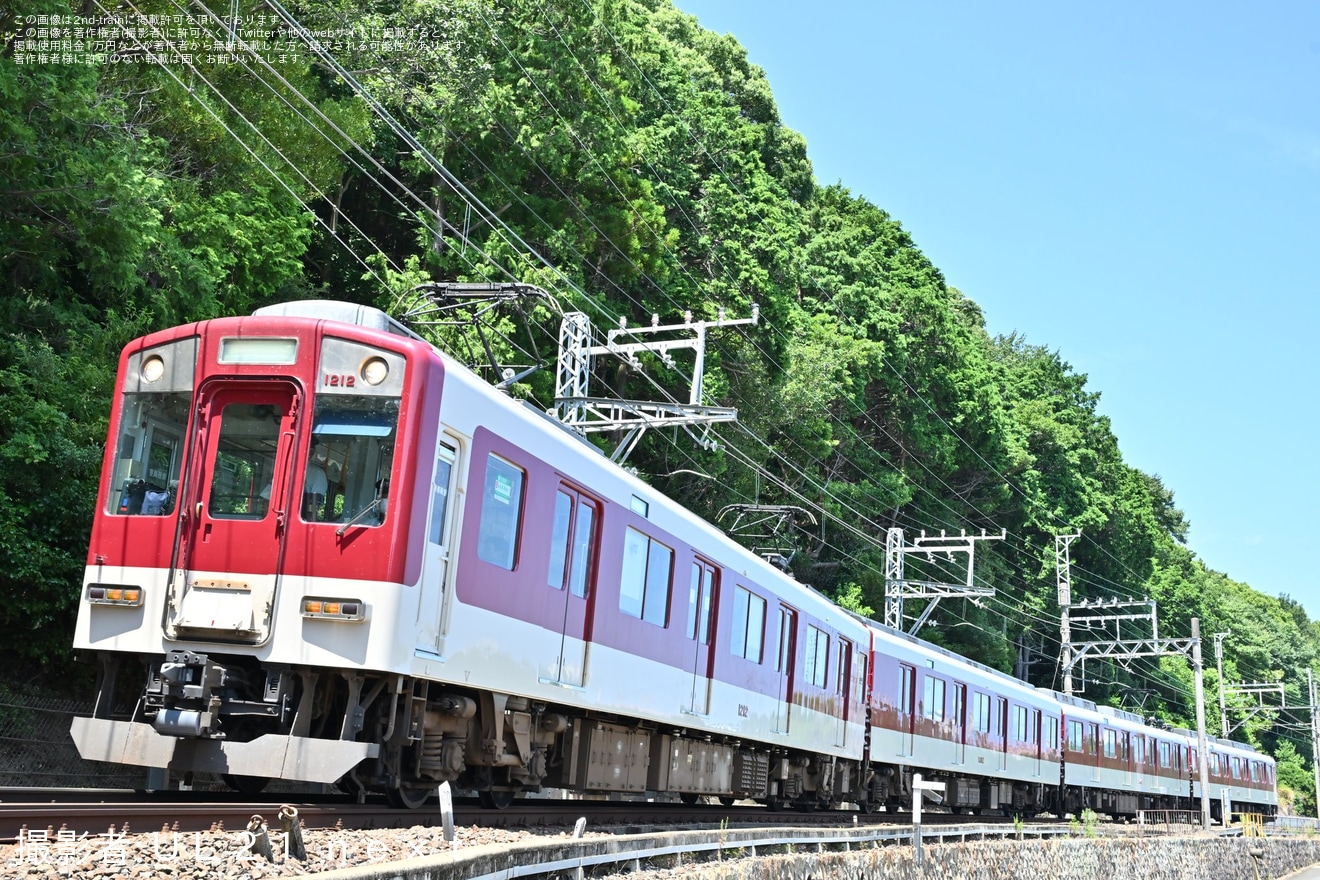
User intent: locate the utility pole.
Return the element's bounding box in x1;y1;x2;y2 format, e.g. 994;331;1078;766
883;528;1004;636
1056;533;1079;695
1309;669;1320;820
1215;631;1230;736
1192;619;1212;832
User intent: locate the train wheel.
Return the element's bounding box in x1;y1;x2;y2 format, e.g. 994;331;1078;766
479;789;516;810
719;796;738;807
222;774;270;796
387;785;433;809
765;796;786;811
679;792;701;805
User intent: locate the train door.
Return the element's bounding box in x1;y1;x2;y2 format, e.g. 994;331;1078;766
1032;708;1042;778
834;638;853;748
773;605;797;734
543;485;599;688
684;559;717;715
1089;724;1101;783
1123;732;1133;787
898;664;916;757
953;683;967;765
417;442;458;654
164;381;300;644
996;697;1008;772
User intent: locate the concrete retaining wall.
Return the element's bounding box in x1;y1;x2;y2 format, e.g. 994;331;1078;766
309;833;1320;880
694;837;1320;880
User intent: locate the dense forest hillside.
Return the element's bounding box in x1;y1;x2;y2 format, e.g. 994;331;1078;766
3;0;1318;809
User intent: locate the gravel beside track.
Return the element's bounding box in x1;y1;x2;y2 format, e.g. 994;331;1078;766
1;819;591;878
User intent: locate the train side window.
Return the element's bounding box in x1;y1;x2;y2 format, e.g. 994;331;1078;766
730;585;766;662
1103;728;1117;759
1031;709;1040;746
1158;741;1172;769
477;454;525;570
620;527;672;626
899;665;915;715
972;692;991;733
548;487;599;597
923;675;946;722
1067;720;1083;752
1045;716;1059;751
804;625;829;688
687;560;716;643
1013;705;1028;742
428;447;455;545
953;683;967;735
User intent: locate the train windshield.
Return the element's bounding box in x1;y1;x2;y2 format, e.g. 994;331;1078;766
108;391;190;515
305;396;399;525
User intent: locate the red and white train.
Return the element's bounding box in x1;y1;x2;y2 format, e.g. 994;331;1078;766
71;300;1277;816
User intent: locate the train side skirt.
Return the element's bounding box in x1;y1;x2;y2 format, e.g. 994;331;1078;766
70;716;379;783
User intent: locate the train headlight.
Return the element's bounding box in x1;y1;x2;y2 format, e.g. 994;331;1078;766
141;355;166;383
87;584;144;606
302;597;364;621
360;357;389;386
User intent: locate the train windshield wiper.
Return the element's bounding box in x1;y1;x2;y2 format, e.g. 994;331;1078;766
335;497;382;536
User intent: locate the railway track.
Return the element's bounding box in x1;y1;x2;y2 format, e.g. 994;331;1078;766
0;788;1025;843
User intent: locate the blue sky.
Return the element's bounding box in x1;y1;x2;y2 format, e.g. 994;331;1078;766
675;2;1320;615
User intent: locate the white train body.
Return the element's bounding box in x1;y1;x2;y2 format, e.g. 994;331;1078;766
69;301;1275;816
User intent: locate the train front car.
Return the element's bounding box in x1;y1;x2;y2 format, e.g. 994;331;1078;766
71;301;438;800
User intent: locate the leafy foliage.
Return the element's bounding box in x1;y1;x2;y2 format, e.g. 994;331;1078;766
3;0;1319;798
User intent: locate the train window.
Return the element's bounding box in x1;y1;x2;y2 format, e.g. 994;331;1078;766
1232;757;1242;779
477;455;525;569
209;402;284;519
953;683;967;734
1102;728;1117;759
308;397;399;526
548;488;598;598
1066;720;1083;752
923;676;946;722
109;392;191;515
972;692;991;733
620;527;672;626
1045;716;1059;750
899;666;915;715
428;447;455;545
1134;736;1145;766
686;561;716;643
1013;706;1028;742
730;586;766;662
804;625;829;688
774;607;795;672
1030;709;1040;746
1158;741;1172;769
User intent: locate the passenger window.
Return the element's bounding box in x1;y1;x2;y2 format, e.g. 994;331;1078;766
548;487;598;597
477;455;524;570
619;526;672;625
687;561;716;643
804;625;829;688
730;586;766;662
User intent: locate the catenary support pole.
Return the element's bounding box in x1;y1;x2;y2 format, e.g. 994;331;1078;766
1193;619;1211;831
